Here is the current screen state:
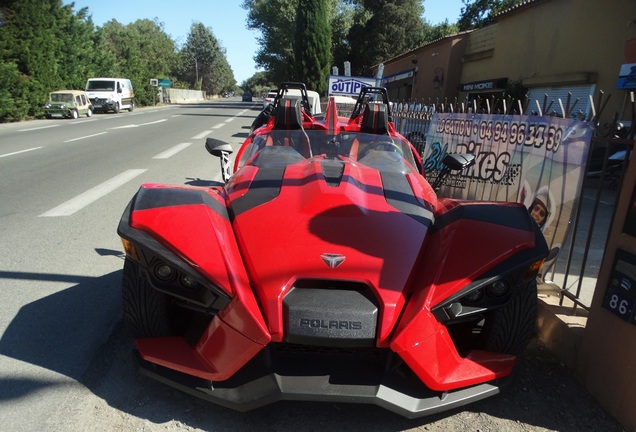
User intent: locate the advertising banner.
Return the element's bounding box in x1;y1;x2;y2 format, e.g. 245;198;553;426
328;75;376;96
423;113;594;274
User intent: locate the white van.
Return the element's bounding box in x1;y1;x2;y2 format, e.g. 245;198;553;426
85;78;135;113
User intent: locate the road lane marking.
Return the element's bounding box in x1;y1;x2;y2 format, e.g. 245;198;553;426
64;132;108;142
192;130;212;139
212;123;225;129
68;119;99;124
0;147;44;158
153;143;192;159
110;119;167;129
39;169;147;217
19;125;60;132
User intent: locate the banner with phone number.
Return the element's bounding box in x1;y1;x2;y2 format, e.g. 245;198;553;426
423;113;594;274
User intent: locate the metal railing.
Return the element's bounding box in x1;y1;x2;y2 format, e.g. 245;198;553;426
387;92;635;312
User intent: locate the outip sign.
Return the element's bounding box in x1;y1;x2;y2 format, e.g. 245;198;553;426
328;75;376;97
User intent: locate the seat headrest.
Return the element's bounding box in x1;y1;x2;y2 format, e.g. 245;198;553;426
274;97;303;130
360;103;389;135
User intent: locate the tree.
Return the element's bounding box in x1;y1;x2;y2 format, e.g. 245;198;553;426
243;0;299;85
179;22;235;96
294;0;332;94
242;71;276;96
329;0;357;75
98;18;179;106
347;0;427;76
457;0;522;31
423;19;459;42
0;0;106;119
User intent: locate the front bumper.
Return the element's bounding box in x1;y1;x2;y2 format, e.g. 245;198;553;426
89;98;116;111
44;108;71;118
135;343;513;418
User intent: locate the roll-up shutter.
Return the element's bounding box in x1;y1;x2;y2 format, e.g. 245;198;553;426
527;84;596;118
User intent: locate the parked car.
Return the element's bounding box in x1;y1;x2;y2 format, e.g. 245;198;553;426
262;89;277;108
43;90;93;119
117;83;548;419
85;77;134;113
242;92;253;102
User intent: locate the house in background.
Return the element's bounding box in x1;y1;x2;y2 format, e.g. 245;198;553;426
378;0;635;126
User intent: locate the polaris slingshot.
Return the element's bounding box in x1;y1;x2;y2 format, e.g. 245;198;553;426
117;83;548;418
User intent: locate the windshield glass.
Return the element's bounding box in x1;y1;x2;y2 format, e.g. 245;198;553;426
86;80;115;91
240;130;418;174
50;93;73;103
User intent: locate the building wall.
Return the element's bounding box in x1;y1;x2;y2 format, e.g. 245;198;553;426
379;34;468;103
460;0;635;122
380;0;635;124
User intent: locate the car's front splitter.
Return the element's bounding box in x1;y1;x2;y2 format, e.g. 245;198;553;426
134;344;513;419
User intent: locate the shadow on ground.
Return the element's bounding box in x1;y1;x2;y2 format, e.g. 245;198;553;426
0;266;624;431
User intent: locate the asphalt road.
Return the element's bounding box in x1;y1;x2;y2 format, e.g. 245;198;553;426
0;100;258;430
0;101;625;431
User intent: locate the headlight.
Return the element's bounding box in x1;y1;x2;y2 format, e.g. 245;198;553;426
154;262;176;281
59;104;66;109
488;280;509;297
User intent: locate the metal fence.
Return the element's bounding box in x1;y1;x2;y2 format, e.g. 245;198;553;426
387;92;635;312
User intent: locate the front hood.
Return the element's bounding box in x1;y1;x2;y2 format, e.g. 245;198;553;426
46;102;72;108
227;158;433;343
86;91;114;99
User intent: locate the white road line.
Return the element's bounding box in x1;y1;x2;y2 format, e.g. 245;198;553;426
190;108;250;139
39;169;147;217
153;143;192;159
192;130;212;139
0;147;43;158
110;119;167;129
19;125;60;132
64;132;108;142
69;119;99;124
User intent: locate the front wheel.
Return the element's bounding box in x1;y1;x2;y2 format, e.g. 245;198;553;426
121;258;172;338
447;280;537;356
128;100;134;112
113;102;120;114
71;109;79;119
486;280;537;355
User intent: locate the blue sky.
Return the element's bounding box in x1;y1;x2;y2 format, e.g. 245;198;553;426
64;1;464;84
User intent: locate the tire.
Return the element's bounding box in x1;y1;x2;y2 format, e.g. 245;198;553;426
128;100;134;112
86;108;92;117
121;258;172;338
113;102;120;114
71;109;79;119
485;280;537;355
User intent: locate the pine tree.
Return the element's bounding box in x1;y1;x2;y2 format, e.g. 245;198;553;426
294;0;332;94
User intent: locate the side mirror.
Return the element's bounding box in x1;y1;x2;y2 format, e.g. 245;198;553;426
205;138;234;157
442;153;475;171
205;138;234;183
432;153;475;192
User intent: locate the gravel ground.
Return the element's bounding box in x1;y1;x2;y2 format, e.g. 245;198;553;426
63;322;626;432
